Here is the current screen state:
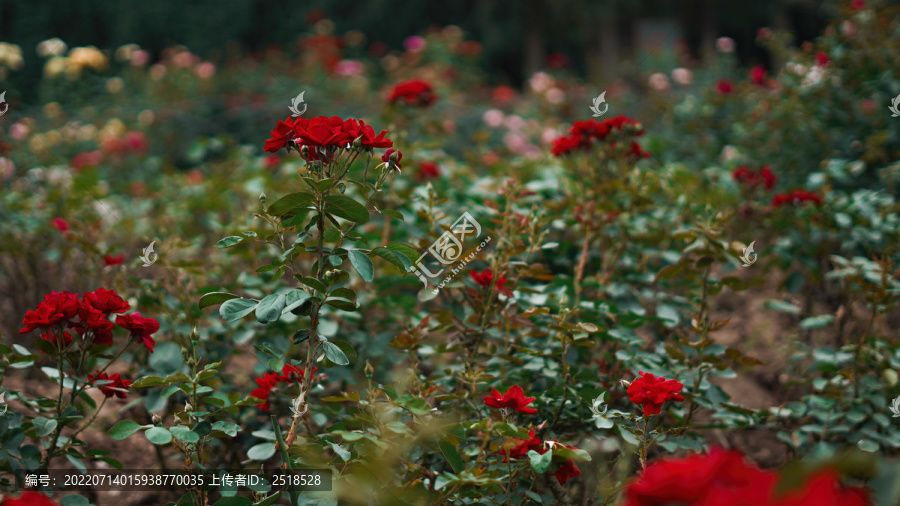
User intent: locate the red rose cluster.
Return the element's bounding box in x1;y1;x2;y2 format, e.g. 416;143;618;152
626;371;685;416
470;269;508;292
387;79;437;107
1;491;59;506
485;386;583;485
250;364;316;412
263;116;393;158
551;116;649;159
19;288;159;352
88;371;132;399
624;448;870;506
772;189;823;208
732;165;778;191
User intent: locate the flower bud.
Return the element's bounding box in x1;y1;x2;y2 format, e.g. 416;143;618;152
364;360;374;378
352;135;363;150
300;145;310;158
152;414;162;425
259;192;267;204
185;402;193;413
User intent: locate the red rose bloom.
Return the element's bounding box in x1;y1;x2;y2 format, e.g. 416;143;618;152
850;0;865;10
624;448;778;506
552;459;581;485
78;302;115;333
551;135;582;156
43;291;82;320
19;302;67;334
418;162;441;180
104;254;125;266
500;429;543;461
276;364;316;383
816;51;830;66
733;165;778;191
470;269;507;291
116;312;160;352
387;79;437;107
626;371;684;416
263;117;300;153
51;218;70;233
751;66;767;85
40;330;74;350
552;116;645;158
88;371;132;399
716;79;734;94
776;469;870;506
483;385;538;414
772;189;823;208
83;287;130;314
250;372;279;412
2;491;59;506
344;119;393;149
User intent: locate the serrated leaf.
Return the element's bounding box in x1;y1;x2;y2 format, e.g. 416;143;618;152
268;192;315;217
216;236;244;248
322;341;350;365
348;250;374;282
219;299;258;323
325;195;369;223
255;294;286;324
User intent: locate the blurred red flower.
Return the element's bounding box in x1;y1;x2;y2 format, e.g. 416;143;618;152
40;330;74;349
626;371;684;415
71;150;105;170
716;79;734;94
483;385;538;414
500;429;543;461
751;66;768;85
2;491;59;506
470;269;507;292
732;165;778;191
103;254;125;266
51;218;70;233
417;161;441;180
816;51;830;66
387;79;437;107
552;459;582;485
772;189;823;207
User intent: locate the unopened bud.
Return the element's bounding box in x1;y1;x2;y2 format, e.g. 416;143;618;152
300;145;310;158
619;379;631;388
364;360;374;378
389;150;400;163
259;192;267;204
352;135;363;150
152;414;162;425
185;402;193;413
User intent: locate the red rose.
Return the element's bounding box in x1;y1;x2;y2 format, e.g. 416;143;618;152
51;218;70;233
103;254;125;266
71;150;105;170
294;116;352;149
500;429;543;461
483;385;539;414
276;364;316;383
417;162;441;180
43;291;82;320
776;469;870;506
772;189;823;208
250;372;279;412
263;117;300;153
40;330;74;350
716;79;734;94
344;119;393;149
626;371;684;416
552;459;581;485
88;371;132;399
551;135;582;156
381;148;402;171
19;302;67;334
2;491;59;506
751;66;767;85
78;302;115;332
816;51;830;66
850;0;865;9
624;448;778;506
387;79;437;107
116;312;160;352
760;166;778;190
83;287;130;314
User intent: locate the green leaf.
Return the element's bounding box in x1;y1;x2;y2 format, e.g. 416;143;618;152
268;192;315;217
764;299;801;315
130;376;165;388
283;290;313;313
145;427;173;445
330;340;357;362
247;442;276;461
216;236;244;248
385;243;420;264
325;195;369;223
381;209;404;221
331;443;351;462
199;292;239;309
799;315;835;329
322;341;350;365
211;421;241;437
528;449;552;473
220;298;258;323
60;495;91;506
33;417;57;437
325;299;358;312
439;440;464;473
169;425;200;443
255;294;286;324
348;250;375;282
371;247;414;271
